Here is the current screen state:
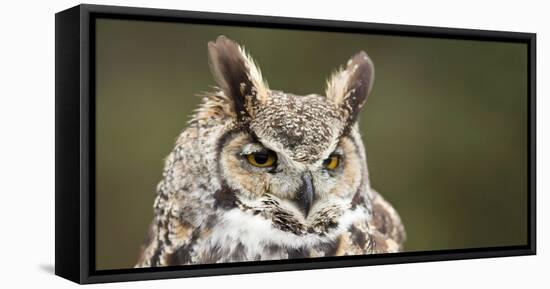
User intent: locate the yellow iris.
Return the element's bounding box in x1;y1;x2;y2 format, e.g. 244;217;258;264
324;154;340;170
246;151;276;167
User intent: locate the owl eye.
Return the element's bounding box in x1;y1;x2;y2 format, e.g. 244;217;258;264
246;151;277;167
323;154;340;170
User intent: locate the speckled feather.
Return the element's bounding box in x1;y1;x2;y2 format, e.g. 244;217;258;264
136;36;405;267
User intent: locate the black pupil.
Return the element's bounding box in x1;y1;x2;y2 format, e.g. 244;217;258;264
254;153;269;164
323;157;332;166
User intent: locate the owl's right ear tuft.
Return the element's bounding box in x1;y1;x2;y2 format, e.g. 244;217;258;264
207;36;269;121
326;51;375;127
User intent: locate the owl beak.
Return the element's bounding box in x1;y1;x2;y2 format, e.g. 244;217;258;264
296;173;315;217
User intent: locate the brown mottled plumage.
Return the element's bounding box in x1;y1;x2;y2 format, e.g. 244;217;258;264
136;36;405;267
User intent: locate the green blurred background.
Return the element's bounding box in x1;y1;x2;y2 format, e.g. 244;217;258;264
95;18;528;270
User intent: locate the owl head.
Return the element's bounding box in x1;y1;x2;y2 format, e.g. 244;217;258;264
201;36;374;235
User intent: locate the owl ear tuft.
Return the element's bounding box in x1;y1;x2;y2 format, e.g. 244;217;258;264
326;51;374;126
208;36;269;121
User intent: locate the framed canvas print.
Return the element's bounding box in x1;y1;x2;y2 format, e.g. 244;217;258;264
55;4;536;284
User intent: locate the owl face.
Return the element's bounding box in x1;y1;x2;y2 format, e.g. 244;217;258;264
207;36;374;235
219;94;366;218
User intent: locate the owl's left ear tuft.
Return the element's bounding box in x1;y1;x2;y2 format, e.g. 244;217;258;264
207;36;269;122
326;51;374;126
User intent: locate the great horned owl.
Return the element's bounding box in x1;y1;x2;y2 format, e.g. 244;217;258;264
136;36;405;267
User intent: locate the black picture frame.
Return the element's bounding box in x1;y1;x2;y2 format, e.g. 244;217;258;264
55;4;536;284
